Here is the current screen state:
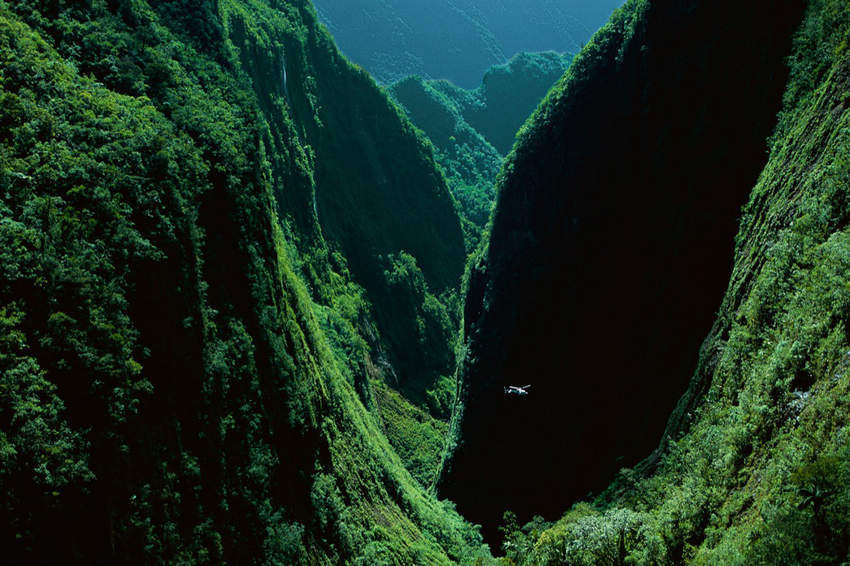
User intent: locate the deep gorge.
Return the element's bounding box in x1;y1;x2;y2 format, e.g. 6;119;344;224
437;0;808;544
2;0;850;564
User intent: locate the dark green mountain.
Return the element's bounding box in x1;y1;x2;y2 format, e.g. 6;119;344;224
388;51;572;244
4;0;850;564
432;51;574;155
313;0;621;87
0;0;489;563
438;0;809;546
388;76;500;247
517;2;850;563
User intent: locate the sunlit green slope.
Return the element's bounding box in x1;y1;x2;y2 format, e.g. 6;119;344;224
0;0;492;563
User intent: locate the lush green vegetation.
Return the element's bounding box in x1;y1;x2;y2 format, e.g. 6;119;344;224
451;0;850;563
224;0;467;485
388;52;572;249
0;0;493;562
372;379;449;488
440;0;808;543
389;76;501;242
4;0;849;563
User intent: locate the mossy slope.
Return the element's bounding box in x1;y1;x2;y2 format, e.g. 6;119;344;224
0;0;489;563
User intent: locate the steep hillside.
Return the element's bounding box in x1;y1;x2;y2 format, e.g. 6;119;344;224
313;0;620;87
388;52;572;243
0;0;489;563
388;77;501;241
433;52;574;155
521;1;850;562
439;0;807;544
229;1;467;416
6;0;847;563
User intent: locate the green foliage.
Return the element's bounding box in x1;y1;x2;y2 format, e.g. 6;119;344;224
227;0;465;495
0;0;490;563
389;77;501;234
388;52;572;248
529;506;648;566
0;305;94;549
507;0;850;564
377;252;457;407
746;448;850;565
499;511;552;564
262;515;308;565
425;374;456;420
372;380;448;487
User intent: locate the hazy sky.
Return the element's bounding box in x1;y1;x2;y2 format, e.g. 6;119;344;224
315;0;624;87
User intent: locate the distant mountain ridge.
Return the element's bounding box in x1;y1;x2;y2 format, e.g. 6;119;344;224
429;51;574;155
313;0;622;87
388;52;572;247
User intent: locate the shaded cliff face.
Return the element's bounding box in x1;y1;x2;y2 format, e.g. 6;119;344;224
0;0;485;563
389;76;501;241
238;0;467;406
439;0;806;542
523;1;850;562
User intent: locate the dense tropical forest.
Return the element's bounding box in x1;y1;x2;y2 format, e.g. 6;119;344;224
2;0;849;565
0;0;486;562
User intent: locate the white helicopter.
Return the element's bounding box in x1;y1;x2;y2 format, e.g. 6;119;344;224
504;384;531;397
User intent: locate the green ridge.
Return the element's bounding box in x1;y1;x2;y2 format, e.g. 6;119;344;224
388;52;572;249
3;0;849;564
0;0;492;562
488;0;850;563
